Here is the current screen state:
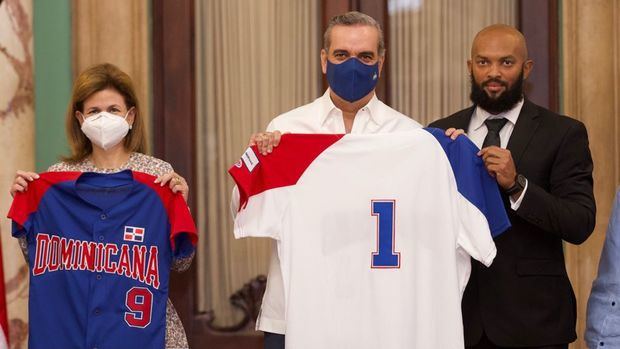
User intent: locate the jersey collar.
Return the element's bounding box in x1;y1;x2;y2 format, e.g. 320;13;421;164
74;170;136;210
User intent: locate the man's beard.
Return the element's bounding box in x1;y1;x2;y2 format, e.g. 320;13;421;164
470;70;524;114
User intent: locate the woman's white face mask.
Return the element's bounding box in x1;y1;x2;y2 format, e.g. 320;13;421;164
80;111;131;150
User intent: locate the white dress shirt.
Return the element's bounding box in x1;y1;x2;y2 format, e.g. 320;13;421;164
467;99;528;209
266;89;421;134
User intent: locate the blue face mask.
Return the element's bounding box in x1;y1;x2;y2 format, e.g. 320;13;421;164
326;58;379;102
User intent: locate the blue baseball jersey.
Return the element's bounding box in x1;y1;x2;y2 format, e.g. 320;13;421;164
8;170;197;349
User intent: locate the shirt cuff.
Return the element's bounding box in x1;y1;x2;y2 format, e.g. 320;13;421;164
509;178;528;210
230;185;240;218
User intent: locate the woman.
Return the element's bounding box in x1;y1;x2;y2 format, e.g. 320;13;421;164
10;63;192;349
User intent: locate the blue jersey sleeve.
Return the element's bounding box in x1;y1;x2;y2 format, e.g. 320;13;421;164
424;127;511;237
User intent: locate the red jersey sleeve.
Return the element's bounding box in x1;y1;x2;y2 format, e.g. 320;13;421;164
133;172;197;256
7;172;82;236
228;133;344;239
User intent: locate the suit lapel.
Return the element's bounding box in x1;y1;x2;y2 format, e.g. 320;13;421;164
454;106;476;130
506;99;541;167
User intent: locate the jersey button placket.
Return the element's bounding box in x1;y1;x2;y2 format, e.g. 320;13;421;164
93;216;106;279
95;212;107;243
90;210;108;349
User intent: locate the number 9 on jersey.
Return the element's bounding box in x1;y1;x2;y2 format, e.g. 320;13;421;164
125;287;153;328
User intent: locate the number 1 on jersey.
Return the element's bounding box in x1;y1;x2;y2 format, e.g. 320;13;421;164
371;200;400;268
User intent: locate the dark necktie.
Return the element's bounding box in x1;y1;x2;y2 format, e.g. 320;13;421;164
482;118;508;148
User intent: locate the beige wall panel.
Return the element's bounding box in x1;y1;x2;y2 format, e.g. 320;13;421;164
72;0;151;142
563;1;620;348
0;0;34;347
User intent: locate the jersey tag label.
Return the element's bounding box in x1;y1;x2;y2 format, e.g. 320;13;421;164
241;147;260;172
124;226;146;242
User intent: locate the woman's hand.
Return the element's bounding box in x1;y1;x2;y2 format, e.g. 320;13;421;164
155;172;189;202
10;170;40;197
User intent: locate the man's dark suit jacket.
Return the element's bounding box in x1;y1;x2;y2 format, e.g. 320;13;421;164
429;99;596;347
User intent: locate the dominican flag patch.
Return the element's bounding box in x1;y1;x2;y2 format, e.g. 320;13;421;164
124;226;145;242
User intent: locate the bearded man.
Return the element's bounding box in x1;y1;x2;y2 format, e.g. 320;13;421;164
429;24;596;349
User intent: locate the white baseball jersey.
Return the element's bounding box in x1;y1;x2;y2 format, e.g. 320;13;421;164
243;89;422;333
229;129;510;349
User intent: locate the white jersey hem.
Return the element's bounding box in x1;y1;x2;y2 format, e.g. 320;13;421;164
256;316;286;334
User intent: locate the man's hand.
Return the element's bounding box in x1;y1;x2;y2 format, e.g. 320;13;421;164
444;128;466;140
478;146;517;189
249;131;282;155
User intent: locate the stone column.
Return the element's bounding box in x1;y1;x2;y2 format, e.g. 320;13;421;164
0;0;34;347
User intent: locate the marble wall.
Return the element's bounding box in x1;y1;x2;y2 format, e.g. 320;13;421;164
0;0;34;347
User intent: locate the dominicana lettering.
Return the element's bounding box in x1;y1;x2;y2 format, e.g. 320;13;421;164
32;233;160;289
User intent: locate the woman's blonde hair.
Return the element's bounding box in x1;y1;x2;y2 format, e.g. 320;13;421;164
64;63;147;163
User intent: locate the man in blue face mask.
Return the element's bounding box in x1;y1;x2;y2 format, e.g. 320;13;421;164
247;11;422;154
232;11;425;349
322;19;382;111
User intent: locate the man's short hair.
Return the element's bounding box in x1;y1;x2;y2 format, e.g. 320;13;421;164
323;11;385;56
